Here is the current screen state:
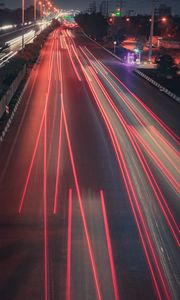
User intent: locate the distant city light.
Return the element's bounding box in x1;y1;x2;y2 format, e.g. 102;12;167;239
115;12;121;17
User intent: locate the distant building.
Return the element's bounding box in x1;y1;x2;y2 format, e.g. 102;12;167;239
89;1;97;14
99;1;121;17
99;1;108;16
156;4;172;17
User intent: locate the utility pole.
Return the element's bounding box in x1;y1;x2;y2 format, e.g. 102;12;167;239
22;0;25;49
119;0;126;16
120;0;123;15
34;0;36;22
106;1;109;17
148;0;155;62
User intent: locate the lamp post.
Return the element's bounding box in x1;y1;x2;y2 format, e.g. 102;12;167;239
106;1;109;17
113;41;117;53
160;17;167;38
148;0;155;62
39;1;43;31
22;0;25;49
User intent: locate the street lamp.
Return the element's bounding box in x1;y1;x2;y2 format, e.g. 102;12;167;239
113;41;117;53
106;0;109;17
160;17;168;38
161;17;167;23
148;0;155;62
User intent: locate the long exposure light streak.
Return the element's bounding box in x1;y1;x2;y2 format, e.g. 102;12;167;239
89;62;179;231
53;106;63;214
83;47;178;161
67;46;81;82
18;32;56;213
80;47;179;194
84;47;179;144
44;92;48;300
66;188;72;300
57;46;102;300
90;56;179;243
100;190;120;300
81;62;171;299
85;75;162;299
133;128;179;193
150;126;179;160
80;51;179;246
53;33;65;214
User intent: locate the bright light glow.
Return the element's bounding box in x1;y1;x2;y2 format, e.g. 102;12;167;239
0;24;16;31
161;17;167;23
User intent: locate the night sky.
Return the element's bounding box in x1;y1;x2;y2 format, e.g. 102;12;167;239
2;0;180;14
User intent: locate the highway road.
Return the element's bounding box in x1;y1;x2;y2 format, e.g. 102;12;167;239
0;27;179;300
0;22;50;67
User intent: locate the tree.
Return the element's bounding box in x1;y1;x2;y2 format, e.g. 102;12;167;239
156;54;178;79
75;13;108;41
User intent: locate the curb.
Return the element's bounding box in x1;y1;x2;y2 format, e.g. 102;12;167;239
82;31;124;63
134;69;180;104
0;74;31;143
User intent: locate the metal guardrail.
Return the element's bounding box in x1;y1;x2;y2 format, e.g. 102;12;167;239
0;65;26;118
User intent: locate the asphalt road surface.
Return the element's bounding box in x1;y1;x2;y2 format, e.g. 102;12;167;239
0;27;179;300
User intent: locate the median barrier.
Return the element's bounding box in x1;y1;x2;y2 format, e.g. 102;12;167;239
134;69;180;104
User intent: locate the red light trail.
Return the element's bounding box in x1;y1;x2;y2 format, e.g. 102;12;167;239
57;44;103;300
81;47;179;184
89;61;179;235
100;190;120;300
18;31;56;213
84;47;180;144
44;91;48;300
53;106;63;214
66;188;72;300
79;57;172;299
10;28;178;300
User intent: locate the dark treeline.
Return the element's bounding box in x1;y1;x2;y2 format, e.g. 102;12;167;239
75;12;108;41
120;15;180;40
75;13;180;42
0;6;40;25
